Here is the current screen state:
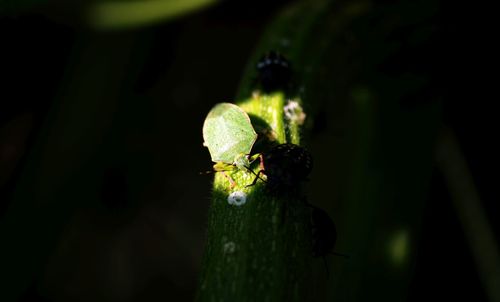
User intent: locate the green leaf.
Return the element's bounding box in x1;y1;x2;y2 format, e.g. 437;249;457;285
84;0;219;30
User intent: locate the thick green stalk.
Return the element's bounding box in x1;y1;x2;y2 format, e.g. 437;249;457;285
196;1;364;301
198;0;442;301
198;93;309;302
196;1;342;299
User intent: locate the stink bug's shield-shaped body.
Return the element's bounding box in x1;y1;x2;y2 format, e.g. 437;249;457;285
262;143;313;190
256;51;292;93
203;102;257;167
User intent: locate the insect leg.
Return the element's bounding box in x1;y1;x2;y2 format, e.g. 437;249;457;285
199;170;215;175
221;171;236;189
330;252;350;258
322;256;330;279
245;169;266;188
259;153;265;170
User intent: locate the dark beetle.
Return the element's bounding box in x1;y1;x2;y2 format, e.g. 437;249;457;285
308;203;348;277
256;51;292;93
264;143;312;188
309;203;349;259
310;204;338;258
248;143;312;191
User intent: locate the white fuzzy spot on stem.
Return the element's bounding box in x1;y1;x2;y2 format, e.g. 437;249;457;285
284;100;306;125
223;241;236;254
228;191;247;206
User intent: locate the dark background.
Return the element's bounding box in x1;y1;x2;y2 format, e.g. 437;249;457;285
0;0;496;301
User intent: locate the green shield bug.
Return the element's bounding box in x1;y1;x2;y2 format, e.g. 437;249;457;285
202;103;261;186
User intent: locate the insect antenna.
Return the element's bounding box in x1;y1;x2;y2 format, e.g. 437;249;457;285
199;170;215;175
245;166;266;181
245;167;267;187
322;256;330;279
330;252;349;258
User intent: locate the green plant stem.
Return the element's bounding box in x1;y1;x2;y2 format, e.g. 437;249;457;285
197;92;310;301
196;0;337;299
436;126;500;302
197;0;442;301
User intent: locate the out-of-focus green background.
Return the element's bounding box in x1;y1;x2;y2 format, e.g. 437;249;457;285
0;0;496;301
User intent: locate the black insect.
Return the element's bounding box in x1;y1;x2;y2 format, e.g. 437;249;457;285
310;205;338;258
308;203;348;276
256;51;292;93
248;143;312;192
264;143;312;187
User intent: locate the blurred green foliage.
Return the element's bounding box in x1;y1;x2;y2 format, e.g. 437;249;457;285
85;0;219;30
1;0;219;30
0;0;495;301
0;0;46;14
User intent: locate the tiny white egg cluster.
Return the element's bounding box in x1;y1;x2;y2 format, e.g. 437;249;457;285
284;100;306;125
227;191;247;206
223;241;236;254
